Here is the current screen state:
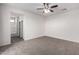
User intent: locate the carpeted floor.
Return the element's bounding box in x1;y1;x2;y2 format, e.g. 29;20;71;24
1;36;79;55
11;36;24;43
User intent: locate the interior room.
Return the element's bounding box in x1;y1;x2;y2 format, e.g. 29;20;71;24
0;3;79;55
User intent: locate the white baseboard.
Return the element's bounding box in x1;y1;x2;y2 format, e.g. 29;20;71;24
45;35;79;43
24;35;44;40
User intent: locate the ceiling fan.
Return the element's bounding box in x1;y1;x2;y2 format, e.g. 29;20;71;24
37;3;58;13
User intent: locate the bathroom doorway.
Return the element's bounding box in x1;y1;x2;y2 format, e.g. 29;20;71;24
10;13;24;43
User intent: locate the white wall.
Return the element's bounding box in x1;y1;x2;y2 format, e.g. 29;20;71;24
0;6;11;46
0;5;44;46
0;6;2;45
45;9;79;42
23;12;44;40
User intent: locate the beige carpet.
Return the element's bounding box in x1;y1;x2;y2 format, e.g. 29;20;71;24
1;36;79;55
11;36;24;43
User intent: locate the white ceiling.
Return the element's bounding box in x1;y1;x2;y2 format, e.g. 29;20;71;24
4;3;79;16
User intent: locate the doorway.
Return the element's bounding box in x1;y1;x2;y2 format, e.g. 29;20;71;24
10;14;24;43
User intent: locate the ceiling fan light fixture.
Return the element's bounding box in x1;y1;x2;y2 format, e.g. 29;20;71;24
37;3;58;14
44;9;50;13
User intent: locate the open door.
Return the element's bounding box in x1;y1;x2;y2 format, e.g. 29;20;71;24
19;20;23;38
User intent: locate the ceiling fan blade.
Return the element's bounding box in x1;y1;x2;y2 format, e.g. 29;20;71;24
50;10;54;12
43;3;46;6
51;5;58;8
46;3;49;8
37;8;44;10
